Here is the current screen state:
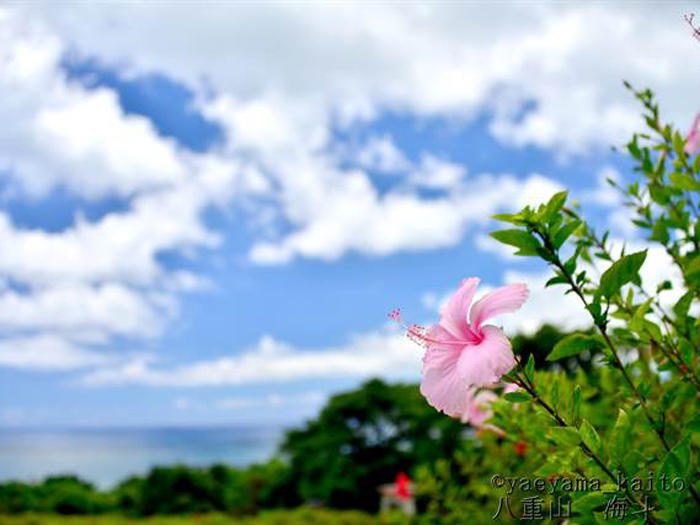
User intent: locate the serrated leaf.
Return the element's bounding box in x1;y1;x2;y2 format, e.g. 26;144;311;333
547;333;601;361
598;250;647;299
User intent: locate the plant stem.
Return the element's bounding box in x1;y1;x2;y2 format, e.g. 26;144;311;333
513;373;657;520
535;228;700;507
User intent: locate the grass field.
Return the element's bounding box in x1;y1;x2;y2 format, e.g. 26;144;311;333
0;509;381;525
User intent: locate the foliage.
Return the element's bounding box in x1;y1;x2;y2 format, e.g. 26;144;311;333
419;85;700;523
0;508;379;525
0;465;284;518
278;378;466;512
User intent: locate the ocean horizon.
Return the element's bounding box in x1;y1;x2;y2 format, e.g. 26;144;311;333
0;425;284;489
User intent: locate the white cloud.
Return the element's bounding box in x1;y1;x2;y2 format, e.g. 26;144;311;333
249;173;562;264
408;154;466;190
498;270;590;335
355;134;412;174
18;3;700;154
80;330;423;387
473;233;519;261
0;283;169;341
8;2;697;271
0;14;268;371
1;2;698;380
0;335;111;371
0;13;186;200
582;166;623;208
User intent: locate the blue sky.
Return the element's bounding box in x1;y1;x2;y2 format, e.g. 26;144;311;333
0;2;698;427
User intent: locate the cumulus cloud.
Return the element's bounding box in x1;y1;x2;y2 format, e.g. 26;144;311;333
354;134;412;174
1;2;697;380
80;330;422;387
0;335;111;371
0;12;186;200
408;155;467;190
19;3;700;152
0;12;263;370
249;173;562;264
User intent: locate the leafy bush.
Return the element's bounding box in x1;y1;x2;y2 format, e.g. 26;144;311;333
414;86;700;524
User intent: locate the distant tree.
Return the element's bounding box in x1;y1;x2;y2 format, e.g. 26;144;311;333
278;378;466;512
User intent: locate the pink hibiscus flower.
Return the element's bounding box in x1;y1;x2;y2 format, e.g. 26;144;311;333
461;388;499;429
390;278;528;417
685;111;700;155
461;383;520;432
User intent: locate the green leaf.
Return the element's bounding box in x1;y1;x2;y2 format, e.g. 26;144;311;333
622;450;646;477
610;409;630;465
549;426;581;448
488;229;541;256
545;274;568;287
629;298;653;334
656;448;685;510
642;319;663;342
651;219;670;244
598;250;647;299
541;191;568;224
570;385;581;424
670;171;700;191
685;255;700;278
673;291;693;319
551;378;560;409
504;392;530;403
684;413;700;434
552;220;581;250
547;334;601;361
491;212;526;225
573;492;609;513
524;354;535;382
579;419;601;453
672;437;691;475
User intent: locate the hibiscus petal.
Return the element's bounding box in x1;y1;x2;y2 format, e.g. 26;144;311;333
439;277;480;339
469;283;528;330
455;325;516;387
420;345;471;418
461;388;497;427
